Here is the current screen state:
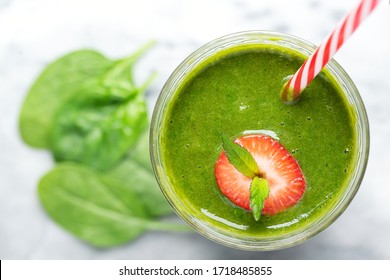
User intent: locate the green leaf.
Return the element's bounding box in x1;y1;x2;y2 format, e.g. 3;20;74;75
126;128;153;173
221;134;259;178
49;81;148;171
19;50;114;148
38;162;189;247
102;41;155;92
19;44;153;150
107;129;173;217
46;44;154;171
250;177;270;221
21;46;183;248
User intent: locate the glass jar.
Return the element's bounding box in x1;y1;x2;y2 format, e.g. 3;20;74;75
150;31;369;250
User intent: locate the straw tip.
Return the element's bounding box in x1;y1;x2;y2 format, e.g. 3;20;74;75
280;84;300;105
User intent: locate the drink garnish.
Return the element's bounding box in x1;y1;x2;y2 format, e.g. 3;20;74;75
250;177;270;221
215;134;306;219
221;133;259;178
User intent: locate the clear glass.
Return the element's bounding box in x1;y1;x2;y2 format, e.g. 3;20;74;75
150;31;370;251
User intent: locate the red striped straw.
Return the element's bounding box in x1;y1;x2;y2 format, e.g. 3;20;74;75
281;0;380;103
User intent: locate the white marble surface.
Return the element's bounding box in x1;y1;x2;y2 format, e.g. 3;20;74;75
0;0;389;259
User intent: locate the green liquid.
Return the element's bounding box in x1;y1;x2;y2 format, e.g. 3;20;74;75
161;45;357;238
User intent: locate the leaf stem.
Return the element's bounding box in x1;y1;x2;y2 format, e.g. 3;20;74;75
104;41;156;84
117;40;156;64
142;220;192;232
138;72;157;96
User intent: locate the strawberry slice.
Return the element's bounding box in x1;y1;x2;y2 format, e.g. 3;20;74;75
215;134;306;215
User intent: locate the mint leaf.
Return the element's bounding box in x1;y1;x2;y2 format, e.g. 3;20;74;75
250;177;270;221
221;134;259;178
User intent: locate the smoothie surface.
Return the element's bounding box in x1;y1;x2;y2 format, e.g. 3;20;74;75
161;44;357;238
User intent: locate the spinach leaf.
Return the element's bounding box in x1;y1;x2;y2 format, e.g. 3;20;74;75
126;127;154;173
19;43;153;149
49;81;148;171
48;44;154;171
19;50;114;148
38;162;189;247
107;130;173;217
21;44;187;247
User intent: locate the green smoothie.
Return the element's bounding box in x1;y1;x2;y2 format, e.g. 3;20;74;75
155;34;364;246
